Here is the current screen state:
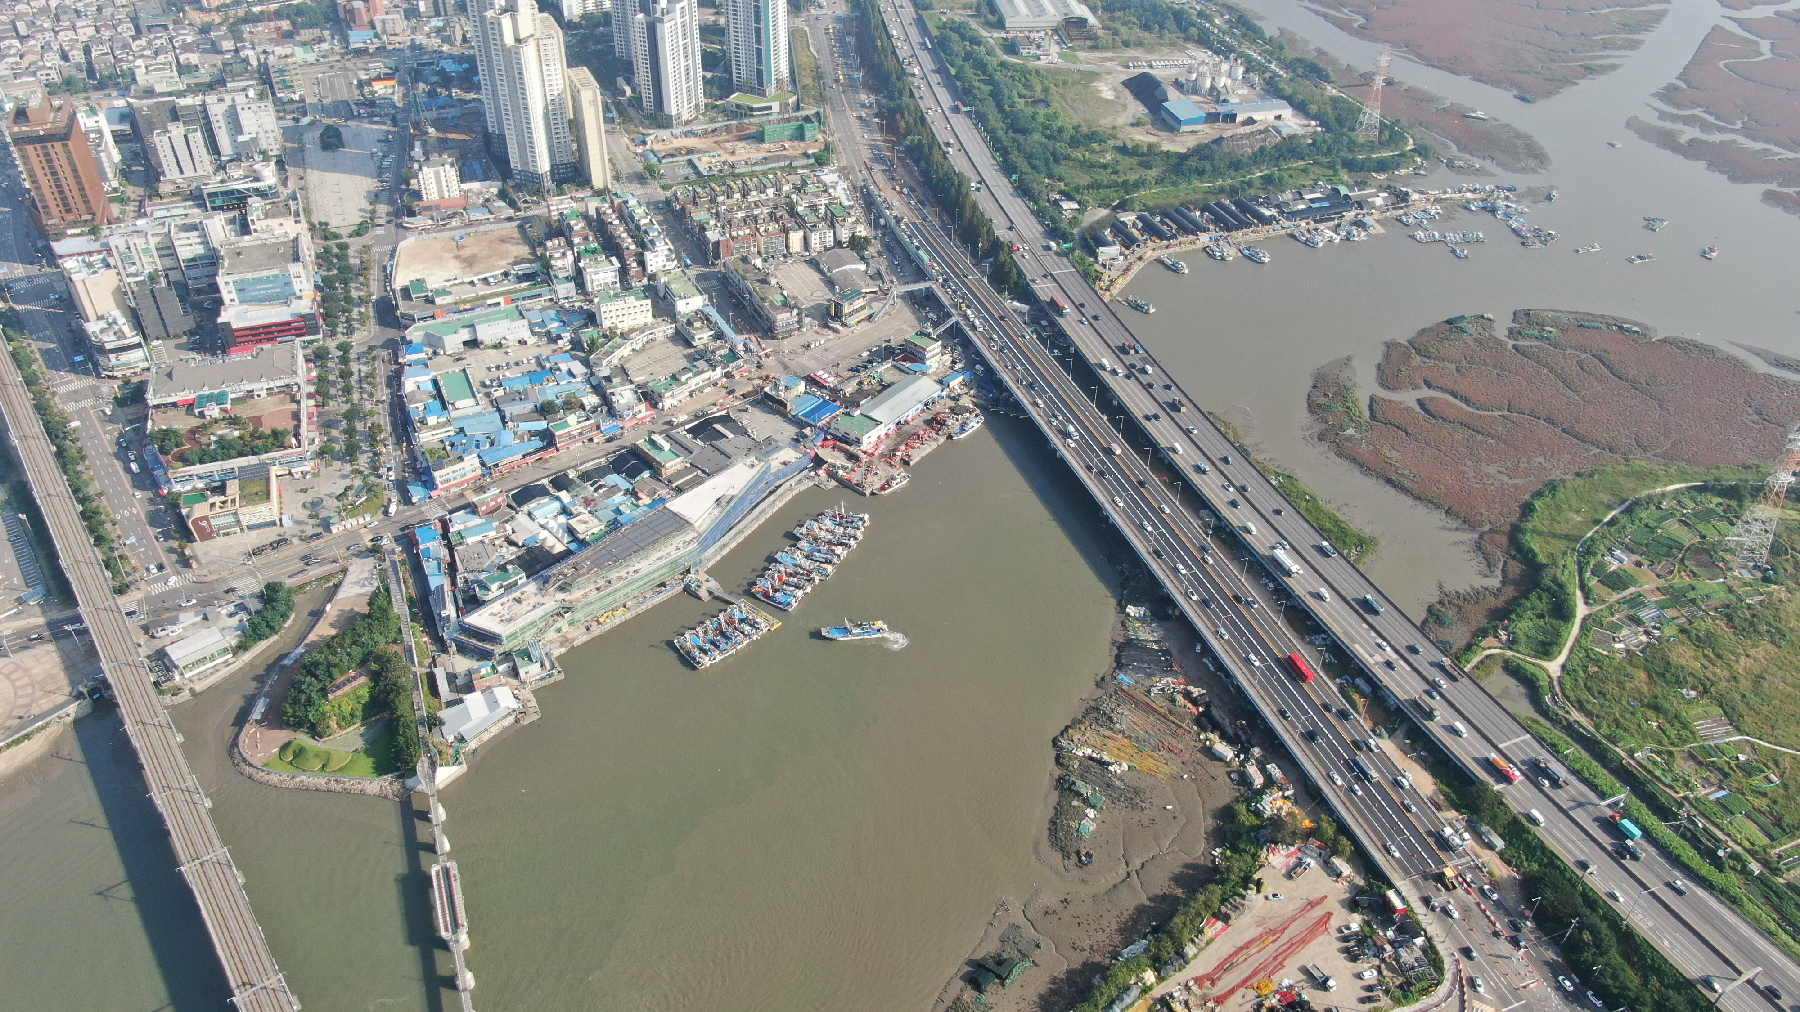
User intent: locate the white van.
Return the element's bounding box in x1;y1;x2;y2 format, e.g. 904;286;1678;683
1527;809;1546;826
1448;721;1469;737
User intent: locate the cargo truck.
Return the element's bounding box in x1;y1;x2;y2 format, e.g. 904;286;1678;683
1611;813;1644;840
1384;889;1409;916
1271;548;1302;577
1489;755;1523;783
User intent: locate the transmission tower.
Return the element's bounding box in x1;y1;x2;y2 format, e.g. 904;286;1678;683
1726;425;1800;572
1356;45;1391;141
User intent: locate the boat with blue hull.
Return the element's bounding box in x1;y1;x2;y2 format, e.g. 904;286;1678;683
821;620;889;641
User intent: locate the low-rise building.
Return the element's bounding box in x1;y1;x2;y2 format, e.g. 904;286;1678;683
160;626;233;683
721;257;800;337
178;475;282;541
594;291;655;330
825;375;944;452
438;685;520;742
84;311;149;376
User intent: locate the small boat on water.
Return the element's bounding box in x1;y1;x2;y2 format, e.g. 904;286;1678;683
950;412;985;439
1159;255;1188;274
1240;246;1270;264
1644;217;1668;231
1451;247;1469;259
1202;242;1234;261
1701;246;1720;260
1608;140;1622;148
1627;253;1656;264
821;619;889;641
1124;297;1156;314
1575;244;1602;254
1464;110;1490;120
874;471;911;495
1546;189;1559;202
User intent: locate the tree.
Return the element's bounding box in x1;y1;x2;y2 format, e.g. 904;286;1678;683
846;233;872;254
148;427;187;454
319;125;345;151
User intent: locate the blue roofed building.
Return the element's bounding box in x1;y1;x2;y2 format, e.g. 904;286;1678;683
1160;98;1206;133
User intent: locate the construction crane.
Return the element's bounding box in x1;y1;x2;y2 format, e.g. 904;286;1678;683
1356;44;1391;141
1726;426;1800;571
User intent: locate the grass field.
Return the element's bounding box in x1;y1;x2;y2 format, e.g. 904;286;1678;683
267;725;403;778
1260;466;1378;565
792;26;825;108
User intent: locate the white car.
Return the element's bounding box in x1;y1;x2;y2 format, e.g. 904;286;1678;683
1330;771;1344;786
1358;969;1378;980
1386;842;1401;857
1471;977;1486;995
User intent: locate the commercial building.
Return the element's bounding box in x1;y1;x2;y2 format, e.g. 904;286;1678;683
65;254;131;323
439;685;521;742
825;375;943;452
84;311;150;376
160;626;233;683
565;66;610;192
6;94;112;232
721;257;800;337
178;475;283;541
725;0;789;99
476;0;577;187
623;0;703;126
992;0;1097;34
1159;97;1205;133
594;290;655;330
128;277;196;342
145;341;305;410
214;234;311;308
219;300;318;350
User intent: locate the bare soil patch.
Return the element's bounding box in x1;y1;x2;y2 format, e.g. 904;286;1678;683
1303;0;1666;100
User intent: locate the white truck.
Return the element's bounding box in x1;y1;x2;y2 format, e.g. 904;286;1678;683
1270;549;1302;577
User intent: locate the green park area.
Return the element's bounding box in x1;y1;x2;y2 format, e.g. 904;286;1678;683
266;724;404;778
1471;462;1800;959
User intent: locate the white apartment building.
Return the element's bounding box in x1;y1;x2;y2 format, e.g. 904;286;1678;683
624;0;702;125
725;0;789;98
418;155;462;201
203;85;281;161
475;0;576;188
566;65;609;192
560;0;608;19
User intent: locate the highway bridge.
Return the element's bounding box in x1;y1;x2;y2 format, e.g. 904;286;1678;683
0;317;300;1008
858;3;1800;1008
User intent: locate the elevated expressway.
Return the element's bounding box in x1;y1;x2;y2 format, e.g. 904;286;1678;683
867;4;1800;1007
0;328;300;1009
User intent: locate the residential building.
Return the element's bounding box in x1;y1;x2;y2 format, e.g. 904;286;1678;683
623;0;702;125
724;0;788;98
202;84;280;161
131;96;216;182
566;65;609;192
476;0;576;188
6;93;111;232
559;0;608;19
418;155;461;201
594;290;654;330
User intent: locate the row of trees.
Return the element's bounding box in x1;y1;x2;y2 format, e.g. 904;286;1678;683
238;582;296;651
2;310;131;592
856;0;1032;302
368;646;422;770
282;583;402;736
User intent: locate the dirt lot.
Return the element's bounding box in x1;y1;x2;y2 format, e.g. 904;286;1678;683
1303;0;1666;100
392;222;533;291
645;123;828;176
1635;14;1800;214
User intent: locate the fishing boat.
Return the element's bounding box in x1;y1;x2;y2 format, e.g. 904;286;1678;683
1701;246;1720;260
1575;244;1602;254
1464;110;1490;120
1608;140;1622;148
1546;189;1558;201
1202;242;1233;261
672;604;780;669
1451;247;1469;259
950;412;985;439
1627;253;1656;264
1159;255;1189;274
874;471;911;495
1124;298;1156;314
1643;217;1668;231
821;620;890;641
1240;246;1270;264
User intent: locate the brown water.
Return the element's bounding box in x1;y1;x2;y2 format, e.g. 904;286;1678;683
7;2;1800;1006
0;417;1120;1012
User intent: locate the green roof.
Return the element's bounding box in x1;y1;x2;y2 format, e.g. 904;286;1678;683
436;369;476;404
405;305;524;341
830;413;881;437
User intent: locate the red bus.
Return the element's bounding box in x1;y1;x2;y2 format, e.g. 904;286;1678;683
1286;653;1316;683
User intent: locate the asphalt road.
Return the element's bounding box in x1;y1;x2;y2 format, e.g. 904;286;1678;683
871;3;1799;1008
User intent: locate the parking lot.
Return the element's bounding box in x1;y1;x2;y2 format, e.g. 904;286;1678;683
288;120;394;228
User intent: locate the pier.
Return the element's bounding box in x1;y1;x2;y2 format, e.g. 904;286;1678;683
0;324;301;1010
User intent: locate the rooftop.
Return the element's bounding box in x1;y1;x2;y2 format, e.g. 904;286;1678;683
393;222;533;292
993;0;1097;30
163;625;230;668
858;375;943;426
147;343;303;403
217;235;299;276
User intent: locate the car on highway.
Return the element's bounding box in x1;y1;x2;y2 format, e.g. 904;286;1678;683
1471;977;1485;995
1433;677;1447;689
1461;947;1477;960
1278;707;1291;720
1303;728;1320;743
1506;918;1525;933
1480;884;1500;902
1335;707;1355;722
1586;991;1604;1008
1558;976;1576;992
1767;985;1784;1001
1330;771;1344;786
1607;890;1623;901
1668;879;1688;895
1386;843;1400;857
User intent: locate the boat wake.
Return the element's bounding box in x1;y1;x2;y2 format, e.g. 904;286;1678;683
884;631;909;650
